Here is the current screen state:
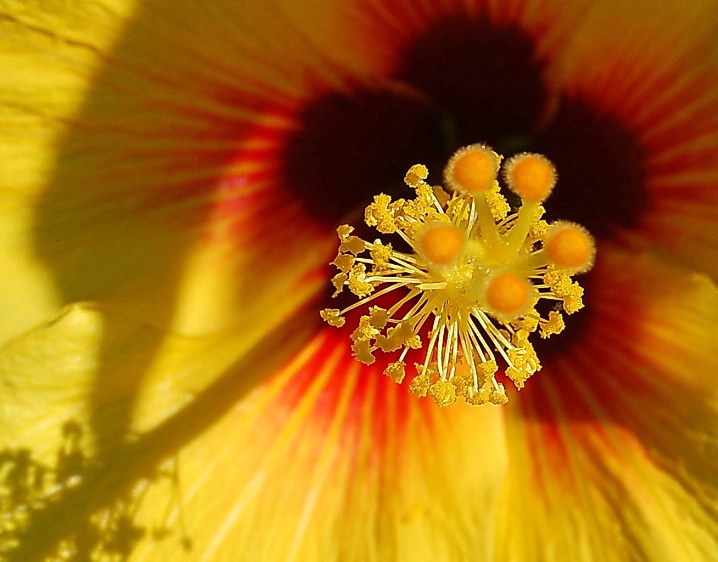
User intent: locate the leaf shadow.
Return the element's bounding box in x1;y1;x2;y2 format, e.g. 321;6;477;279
23;1;308;560
0;313;313;562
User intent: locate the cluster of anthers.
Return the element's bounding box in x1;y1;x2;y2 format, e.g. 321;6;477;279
320;144;595;407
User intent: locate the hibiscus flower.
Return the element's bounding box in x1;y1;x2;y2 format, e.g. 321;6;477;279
1;1;717;561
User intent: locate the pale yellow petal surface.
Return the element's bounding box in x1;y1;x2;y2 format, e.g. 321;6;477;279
0;0;136;344
0;0;353;349
496;246;718;561
0;300;319;561
127;331;508;562
1;316;508;561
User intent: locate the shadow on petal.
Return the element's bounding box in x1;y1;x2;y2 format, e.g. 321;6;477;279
28;0;320;504
0;300;316;561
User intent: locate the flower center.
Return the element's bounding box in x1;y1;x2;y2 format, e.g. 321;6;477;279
321;146;595;406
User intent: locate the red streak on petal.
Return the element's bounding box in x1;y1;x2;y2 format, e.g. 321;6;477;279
206;102;333;250
258;317;437;457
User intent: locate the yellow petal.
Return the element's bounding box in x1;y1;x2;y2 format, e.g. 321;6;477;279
0;300;321;560
128;331;506;562
0;1;347;346
1;313;508;561
0;303;278;457
496;245;718;561
0;1;135;345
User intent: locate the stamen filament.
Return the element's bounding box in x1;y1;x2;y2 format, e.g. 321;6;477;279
387;289;422;318
337;282;410;316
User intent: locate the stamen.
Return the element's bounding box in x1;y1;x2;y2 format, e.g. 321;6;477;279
320;145;595;407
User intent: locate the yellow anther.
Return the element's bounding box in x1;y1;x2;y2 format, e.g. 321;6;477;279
347;264;373;297
409;372;431;398
529;217;550;243
504;152;556;203
429;379;458;407
506;345;537;389
369;241;393;272
485;271;533;319
479;360;498;377
543;268;572;295
444;144;500;194
337;224;354;240
432;185;450;207
352;339;375;365
352;315;379;342
384;361;407;383
512;312;539;333
368;306;389;328
404;164;429;188
465;388;490;405
331;253;355;273
563;291;584;315
365;193;398;233
377;321;419;352
544;268;585;314
451;374;473;397
489;387;509;405
403;184;439;223
417;222;464;265
486;187;510;221
320;308;345;327
339;235;366;255
545;222;596;273
331;272;347;296
540;310;565;338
